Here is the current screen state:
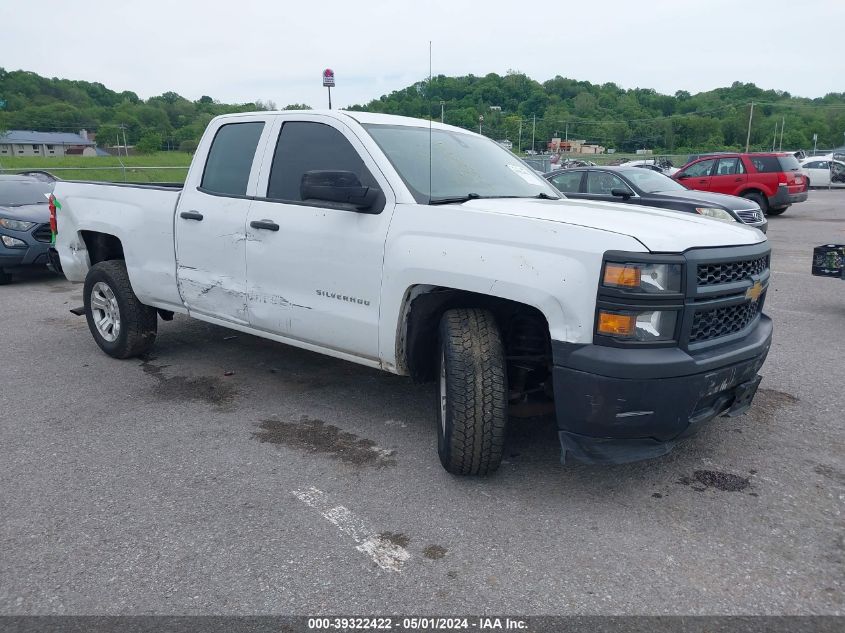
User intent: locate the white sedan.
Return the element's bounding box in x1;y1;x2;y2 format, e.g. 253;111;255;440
800;158;845;188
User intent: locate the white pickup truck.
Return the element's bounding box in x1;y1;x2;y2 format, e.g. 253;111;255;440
51;110;773;475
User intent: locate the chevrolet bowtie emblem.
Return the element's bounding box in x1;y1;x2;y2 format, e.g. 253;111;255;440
745;280;764;302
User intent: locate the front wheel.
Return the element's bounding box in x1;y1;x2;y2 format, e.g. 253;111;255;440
436;308;508;476
0;269;11;285
83;260;157;359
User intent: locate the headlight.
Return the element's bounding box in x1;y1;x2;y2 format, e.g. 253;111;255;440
597;309;678;342
695;207;735;223
603;261;682;294
0;218;36;231
0;235;27;248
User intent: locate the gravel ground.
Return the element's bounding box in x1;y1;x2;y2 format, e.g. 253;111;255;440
0;192;843;615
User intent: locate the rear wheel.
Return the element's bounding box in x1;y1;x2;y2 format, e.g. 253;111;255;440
83;260;157;359
767;206;788;216
436;308;508;476
742;191;769;216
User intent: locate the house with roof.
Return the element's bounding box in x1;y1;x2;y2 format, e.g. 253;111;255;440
0;130;108;157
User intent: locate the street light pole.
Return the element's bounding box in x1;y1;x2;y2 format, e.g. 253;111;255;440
532;114;536;152
440;100;445;124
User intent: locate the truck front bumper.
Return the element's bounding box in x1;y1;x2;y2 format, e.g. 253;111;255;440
552;315;773;464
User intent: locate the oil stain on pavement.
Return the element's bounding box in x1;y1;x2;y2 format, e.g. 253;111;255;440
253;416;396;467
141;360;237;408
677;470;751;492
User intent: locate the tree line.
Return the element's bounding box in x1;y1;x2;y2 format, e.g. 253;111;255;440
1;67;844;154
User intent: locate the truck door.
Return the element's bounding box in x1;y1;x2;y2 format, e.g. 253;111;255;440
245;115;394;360
175;117;271;324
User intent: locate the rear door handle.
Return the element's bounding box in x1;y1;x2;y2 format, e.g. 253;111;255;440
180;211;204;221
250;220;280;231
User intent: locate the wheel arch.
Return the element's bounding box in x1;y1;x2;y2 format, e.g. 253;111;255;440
395;284;553;382
80;230;125;265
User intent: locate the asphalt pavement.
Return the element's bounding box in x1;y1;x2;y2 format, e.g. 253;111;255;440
1;192;843;615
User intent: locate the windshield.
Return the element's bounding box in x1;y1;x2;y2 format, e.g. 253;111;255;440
362;124;560;203
777;155;801;171
620;169;687;194
0;179;53;206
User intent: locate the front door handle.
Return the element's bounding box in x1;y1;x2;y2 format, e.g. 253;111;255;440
250;220;280;231
180;210;204;221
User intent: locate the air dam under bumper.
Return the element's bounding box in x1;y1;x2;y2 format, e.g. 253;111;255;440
552;315;772;465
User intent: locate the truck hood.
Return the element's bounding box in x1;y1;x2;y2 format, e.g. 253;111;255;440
460;197;765;252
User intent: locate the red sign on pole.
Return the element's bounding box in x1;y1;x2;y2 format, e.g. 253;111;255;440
322;69;335;87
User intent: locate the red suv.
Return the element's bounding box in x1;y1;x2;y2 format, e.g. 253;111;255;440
672;152;807;216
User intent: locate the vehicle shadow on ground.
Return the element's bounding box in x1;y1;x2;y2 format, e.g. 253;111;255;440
139;315;768;503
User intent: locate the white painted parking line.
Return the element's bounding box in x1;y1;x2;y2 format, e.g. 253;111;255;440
292;486;411;572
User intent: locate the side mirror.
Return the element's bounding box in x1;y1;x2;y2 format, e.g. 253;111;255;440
300;170;382;212
676;173;690;179
611;188;632;200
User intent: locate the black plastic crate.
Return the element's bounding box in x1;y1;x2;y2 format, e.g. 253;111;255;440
812;244;845;278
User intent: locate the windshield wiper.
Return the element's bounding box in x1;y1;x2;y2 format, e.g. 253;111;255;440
428;193;482;205
532;192;559;200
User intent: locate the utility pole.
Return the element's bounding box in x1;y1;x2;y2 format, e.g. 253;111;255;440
772;121;778;151
531;114;536;152
440;100;445;124
518;119;522;153
779;116;785;151
118;124;129;157
745;102;754;153
478;115;483;134
565;121;568;142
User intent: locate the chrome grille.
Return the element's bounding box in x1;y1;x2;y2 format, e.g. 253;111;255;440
697;255;769;286
735;208;763;224
690;296;765;343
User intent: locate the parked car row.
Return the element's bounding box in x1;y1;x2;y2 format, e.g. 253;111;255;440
544;166;767;232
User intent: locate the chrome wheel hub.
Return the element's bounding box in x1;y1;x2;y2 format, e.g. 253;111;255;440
90;282;121;342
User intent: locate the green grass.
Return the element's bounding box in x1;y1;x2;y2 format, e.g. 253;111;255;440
0;152;192;183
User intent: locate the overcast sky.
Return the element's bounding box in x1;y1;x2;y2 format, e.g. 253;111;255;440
2;0;843;108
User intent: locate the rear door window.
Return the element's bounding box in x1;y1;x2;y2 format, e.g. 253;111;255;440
715;158;744;175
200;122;265;196
549;171;583;193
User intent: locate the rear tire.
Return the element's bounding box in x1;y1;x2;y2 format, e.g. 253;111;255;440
742;191;769;216
767;207;788;216
83;260;157;359
436;308;508;476
0;269;11;285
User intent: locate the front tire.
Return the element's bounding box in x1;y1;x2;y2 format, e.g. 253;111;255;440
83;260;157;359
436;308;508;476
0;269;11;285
